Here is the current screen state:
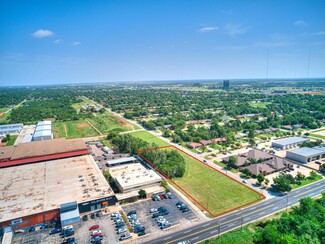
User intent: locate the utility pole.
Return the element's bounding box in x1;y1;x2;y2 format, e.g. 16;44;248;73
217;220;221;238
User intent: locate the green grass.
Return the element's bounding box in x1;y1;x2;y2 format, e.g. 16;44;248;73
249;102;271;108
311;128;325;133
129;131;169;147
71;97;97;111
202;224;255;244
0;111;11;124
309;133;325;139
173;150;263;216
0;107;9;113
6;135;18;146
88;111;134;133
291;175;323;189
53;120;99;139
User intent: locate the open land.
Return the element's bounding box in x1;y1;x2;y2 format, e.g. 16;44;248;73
129;131;169;147
53;120;99;139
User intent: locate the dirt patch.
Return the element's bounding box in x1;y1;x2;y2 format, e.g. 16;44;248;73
53;130;60;138
76;123;90;128
114;116;135;130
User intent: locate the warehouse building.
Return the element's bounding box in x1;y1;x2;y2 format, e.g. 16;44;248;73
33;121;52;141
0;123;23;136
286;146;325;163
109;163;164;202
271;137;309;150
0;138;89;167
105;156;137;167
0;155;116;231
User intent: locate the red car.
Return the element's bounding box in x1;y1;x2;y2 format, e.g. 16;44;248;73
89;225;99;230
160;194;165;200
93;233;103;238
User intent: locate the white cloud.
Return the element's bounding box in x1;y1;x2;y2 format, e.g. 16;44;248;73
224;24;247;37
53;39;63;44
198;26;219;33
31;29;54;38
294;20;307;27
72;41;81;46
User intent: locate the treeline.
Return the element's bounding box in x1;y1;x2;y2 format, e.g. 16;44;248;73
142;149;186;178
107;133;186;178
254;195;325;243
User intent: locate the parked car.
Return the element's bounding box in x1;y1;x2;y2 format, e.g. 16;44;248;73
29;227;35;232
315;161;321;165
127;210;136;216
134;226;145;233
91;213;96;219
242;180;247;184
49;228;61;235
89;225;99;231
155;216;165;223
119;233;132;241
117;227;127;234
159;195;165;200
62;229;74;238
62;237;76;244
96;211;102;217
181;207;190;212
138;231;146;236
116;222;126;228
160;222;171;229
40;224;47;230
91;236;103;243
111;211;120;218
176;202;183;208
152;212;162;218
150;208;158;213
82;215;88;221
91;230;102;236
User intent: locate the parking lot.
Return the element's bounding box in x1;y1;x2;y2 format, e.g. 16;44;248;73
122;189;200;243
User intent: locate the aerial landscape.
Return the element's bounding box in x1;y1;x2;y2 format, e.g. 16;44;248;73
0;1;325;244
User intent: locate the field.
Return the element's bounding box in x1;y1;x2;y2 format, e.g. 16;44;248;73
0;111;11;124
53;120;99;139
249;102;271;108
129;131;169;147
88;111;135;134
172;149;263;216
291;174;323;189
71;97;97;112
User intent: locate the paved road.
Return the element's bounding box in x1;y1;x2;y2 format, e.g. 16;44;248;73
145;179;325;244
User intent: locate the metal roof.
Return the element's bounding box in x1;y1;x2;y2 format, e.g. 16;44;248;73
35;124;52;132
0;123;23;129
106;156;137;166
33;130;52;137
37;121;52;126
287;147;325;157
272;137;309;146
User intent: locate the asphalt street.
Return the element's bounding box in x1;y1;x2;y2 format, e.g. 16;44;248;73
145;179;325;244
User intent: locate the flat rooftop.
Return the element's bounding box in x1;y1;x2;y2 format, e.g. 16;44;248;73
109;163;162;191
272;137;309;146
287;147;325;157
106;156;137;166
35;124;52;132
0;155;113;223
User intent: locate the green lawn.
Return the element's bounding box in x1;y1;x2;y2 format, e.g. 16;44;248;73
6;135;18;146
249;102;271;108
309;133;325;139
129;131;169;147
0;111;11;124
291;175;323;189
88;111;135;133
173;150;263;216
53;120;99;139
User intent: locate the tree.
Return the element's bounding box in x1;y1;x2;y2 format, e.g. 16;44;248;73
1;137;8;143
295;172;305;182
257;173;265;184
6;134;10;140
227;156;237;168
264;178;270;186
138;189;146;199
248;129;255;139
273;174;293;192
309;170;317;179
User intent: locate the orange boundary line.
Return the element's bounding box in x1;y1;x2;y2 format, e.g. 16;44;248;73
137;145;265;218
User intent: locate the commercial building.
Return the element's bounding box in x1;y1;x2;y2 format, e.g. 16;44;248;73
0;123;23;136
109;163;164;202
0;138;89;167
105;156;137;167
286;146;325;163
271;137;309;150
33;121;52;141
223;149;273;167
223;80;230;89
0;155;116;231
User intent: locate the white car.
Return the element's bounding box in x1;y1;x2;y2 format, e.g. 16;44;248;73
150;208;158;213
92;230;102;236
117;227;127;234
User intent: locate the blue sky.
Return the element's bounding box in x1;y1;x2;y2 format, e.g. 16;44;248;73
0;0;325;85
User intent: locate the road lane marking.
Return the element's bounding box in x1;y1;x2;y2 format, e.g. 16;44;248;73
294;185;324;197
203;224;209;227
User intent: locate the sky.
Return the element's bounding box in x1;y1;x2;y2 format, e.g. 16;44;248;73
0;0;325;86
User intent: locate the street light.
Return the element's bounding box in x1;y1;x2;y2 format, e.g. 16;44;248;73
285;191;289;212
217;220;221;239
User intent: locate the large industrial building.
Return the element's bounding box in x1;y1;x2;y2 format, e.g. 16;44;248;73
0;123;23;137
33;121;52;141
286;146;325;163
110;162;164;202
271;137;309;150
0;155;116;231
0;138;89;167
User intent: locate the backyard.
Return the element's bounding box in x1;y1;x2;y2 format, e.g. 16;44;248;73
53;120;99;139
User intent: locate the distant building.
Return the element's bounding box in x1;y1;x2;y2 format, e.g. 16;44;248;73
271;137;309;150
286;146;325;163
0;123;23;136
223;80;230;89
33;121;52;141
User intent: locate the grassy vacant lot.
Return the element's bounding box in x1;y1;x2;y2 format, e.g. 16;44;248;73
310;133;325;139
291;174;323;189
53;120;99;139
71;97;97;112
129;131;169;147
88;111;135;133
0;111;11;124
173;150;263;216
249;102;271;108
